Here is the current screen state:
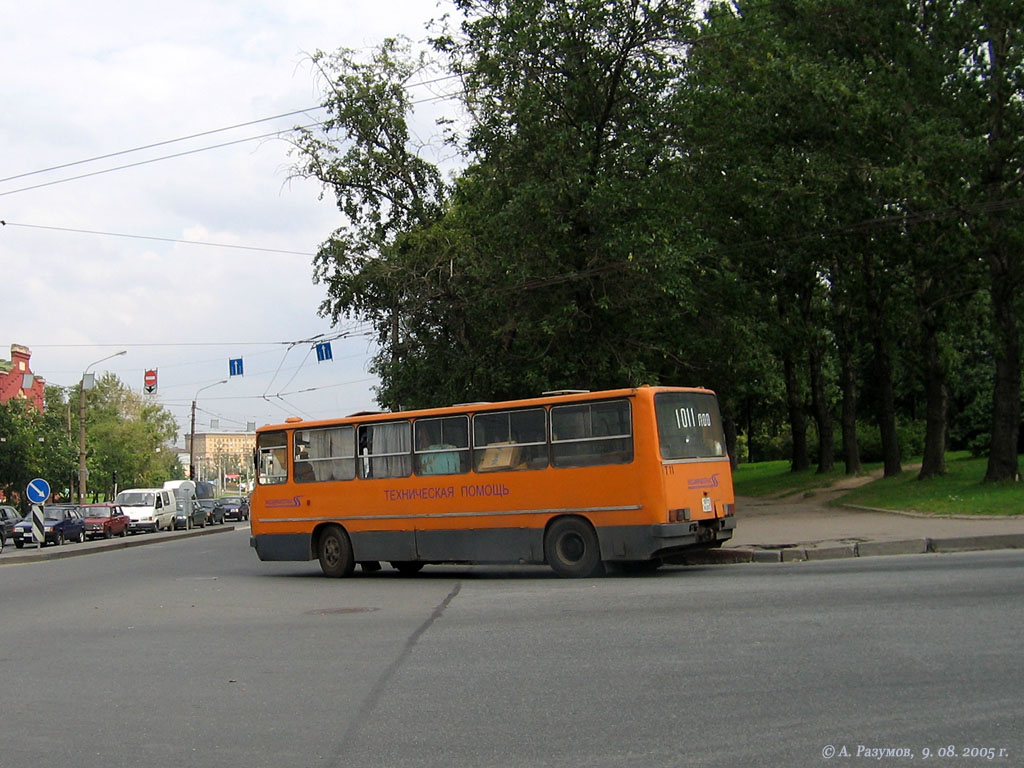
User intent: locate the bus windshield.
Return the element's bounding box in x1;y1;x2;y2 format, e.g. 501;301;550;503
257;431;289;485
655;392;727;460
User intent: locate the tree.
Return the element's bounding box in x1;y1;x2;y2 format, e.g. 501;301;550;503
292;0;1021;473
291;37;448;391
294;1;732;409
77;374;179;497
686;0;1019;478
947;2;1024;482
38;385;77;499
423;0;710;400
0;398;37;507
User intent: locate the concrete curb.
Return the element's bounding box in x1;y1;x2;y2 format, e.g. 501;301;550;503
0;524;236;565
840;504;1024;521
681;533;1024;565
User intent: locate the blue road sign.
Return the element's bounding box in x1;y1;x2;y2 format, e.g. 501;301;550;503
315;342;333;362
229;358;244;376
26;478;51;505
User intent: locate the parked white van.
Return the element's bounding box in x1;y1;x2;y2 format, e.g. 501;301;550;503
114;487;176;533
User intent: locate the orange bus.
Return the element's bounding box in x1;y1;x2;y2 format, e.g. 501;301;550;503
249;386;735;577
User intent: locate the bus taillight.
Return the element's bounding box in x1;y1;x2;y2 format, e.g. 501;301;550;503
668;508;691;523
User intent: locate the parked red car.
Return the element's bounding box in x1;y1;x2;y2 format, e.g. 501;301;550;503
81;503;130;540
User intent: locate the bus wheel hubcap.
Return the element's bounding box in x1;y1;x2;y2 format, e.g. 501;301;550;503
324;539;340;565
560;533;585;562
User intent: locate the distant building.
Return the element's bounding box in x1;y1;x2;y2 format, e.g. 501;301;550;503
185;431;257;487
0;344;45;412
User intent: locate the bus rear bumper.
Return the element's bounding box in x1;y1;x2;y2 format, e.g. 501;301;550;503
598;515;736;561
251;533;314;562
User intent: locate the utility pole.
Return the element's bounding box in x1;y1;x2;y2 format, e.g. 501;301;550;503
189;380;227;480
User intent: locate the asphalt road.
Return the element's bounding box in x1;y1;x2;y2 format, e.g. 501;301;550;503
1;529;1020;767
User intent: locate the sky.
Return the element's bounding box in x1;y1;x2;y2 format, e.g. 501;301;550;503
1;0;458;446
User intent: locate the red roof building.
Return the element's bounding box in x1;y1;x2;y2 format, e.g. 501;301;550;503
0;344;46;412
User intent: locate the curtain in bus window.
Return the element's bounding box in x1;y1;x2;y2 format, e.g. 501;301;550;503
655;393;727;460
295;427;355;483
361;422;412;478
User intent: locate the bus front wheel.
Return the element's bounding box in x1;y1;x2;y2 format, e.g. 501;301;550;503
318;526;355;578
544;517;604;578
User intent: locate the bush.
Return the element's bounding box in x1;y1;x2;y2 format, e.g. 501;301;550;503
747;419;928;467
838;420;924;464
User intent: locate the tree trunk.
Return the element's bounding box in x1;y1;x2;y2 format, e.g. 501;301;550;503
918;312;948;479
839;344;861;474
830;257;862;475
784;352;810;471
875;339;902;478
984;266;1021;482
723;413;739;470
980;21;1022;483
808;342;835;474
861;250;901;478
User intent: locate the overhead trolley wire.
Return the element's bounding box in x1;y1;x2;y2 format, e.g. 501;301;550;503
0;106;325;185
0;220;317;256
0;123;325;198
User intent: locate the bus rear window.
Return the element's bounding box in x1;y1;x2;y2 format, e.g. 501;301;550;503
655;392;727;460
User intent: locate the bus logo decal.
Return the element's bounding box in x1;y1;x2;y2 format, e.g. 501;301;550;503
687;474;720;490
266;496;304;509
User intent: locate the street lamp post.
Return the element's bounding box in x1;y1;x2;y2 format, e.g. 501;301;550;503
189;380;227;480
79;350;127;504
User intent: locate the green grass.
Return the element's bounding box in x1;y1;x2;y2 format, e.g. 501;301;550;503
734;453;1024;516
733;460;881;498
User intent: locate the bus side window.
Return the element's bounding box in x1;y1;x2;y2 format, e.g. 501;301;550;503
473;408;547;472
551;400;633;468
414;416;470;476
359;422;412;479
295;426;355;483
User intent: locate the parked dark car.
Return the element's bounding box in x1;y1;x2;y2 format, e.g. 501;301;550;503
1;505;23;544
173;498;207;530
198;498;223;525
12;505;85;547
216;496;249;522
81;503;130;539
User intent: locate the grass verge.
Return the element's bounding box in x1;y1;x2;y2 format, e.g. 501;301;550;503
732;460;880;498
734;453;1023;516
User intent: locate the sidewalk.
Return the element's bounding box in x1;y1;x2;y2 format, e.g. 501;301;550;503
695;484;1024;564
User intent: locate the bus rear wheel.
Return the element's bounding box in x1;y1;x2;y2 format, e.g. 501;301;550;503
544;517;604;578
317;526;355;578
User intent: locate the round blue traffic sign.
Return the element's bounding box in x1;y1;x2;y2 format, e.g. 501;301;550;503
26;478;51;504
